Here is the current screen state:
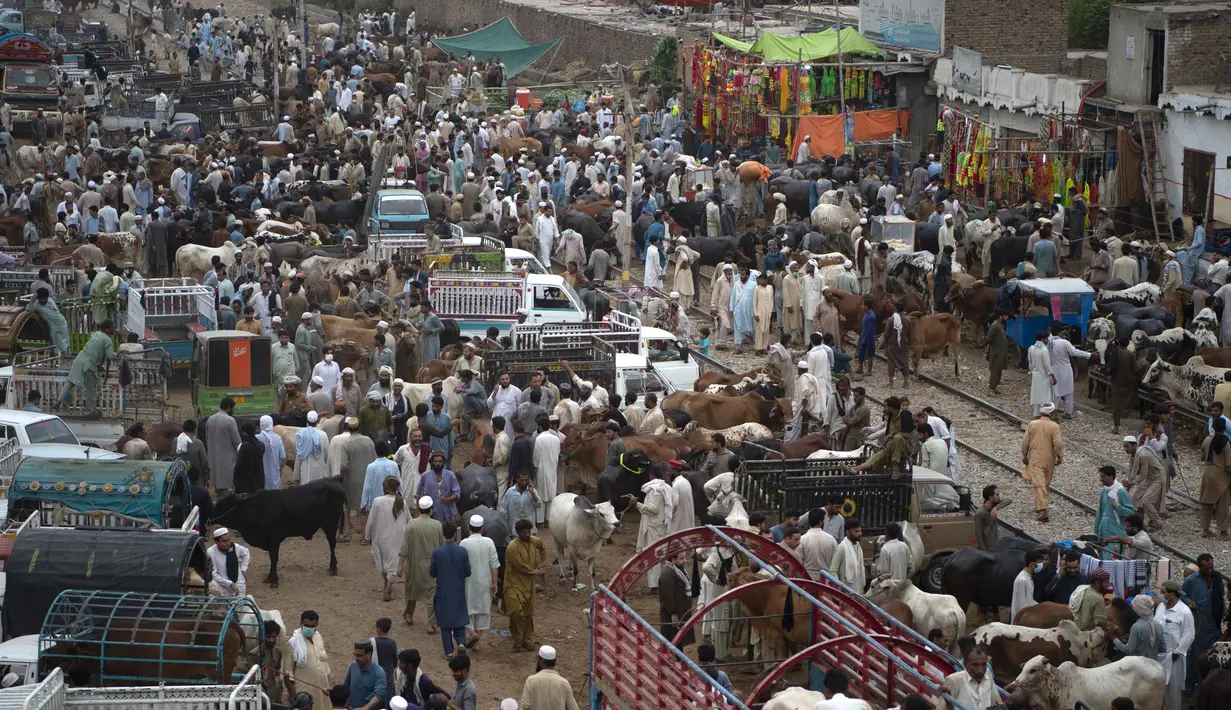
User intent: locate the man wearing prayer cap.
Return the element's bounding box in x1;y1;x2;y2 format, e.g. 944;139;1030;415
294;410;329;484
520;643;578;708
1155;576;1194;709
206;526;250;596
1123;430;1165;532
460;512;500;650
280;375;310;415
398;493;445;631
1022;398;1063;522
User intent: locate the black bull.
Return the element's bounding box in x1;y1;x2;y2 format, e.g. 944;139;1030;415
942;538;1055;614
767;177;812;219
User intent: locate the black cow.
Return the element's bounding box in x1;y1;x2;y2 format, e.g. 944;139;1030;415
766;177;811;219
315;198;365;226
213;478;345;588
668;201;707;234
914;222;941;255
1108;313;1169;346
560;210;605;252
1096;302;1175;326
989;236;1029;283
831;165;857;186
458;464;497;514
942;538;1053;613
597;449;655;512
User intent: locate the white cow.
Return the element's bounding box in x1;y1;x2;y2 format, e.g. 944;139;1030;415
763;687;851;710
680;421;773;446
1008;655;1165;710
1096;281;1162;307
973;620;1109;679
809;203;856;237
872;521;925;577
547;493;619;591
175;239;261;281
864;574;964;654
964;216;1002;264
1143;355;1231;410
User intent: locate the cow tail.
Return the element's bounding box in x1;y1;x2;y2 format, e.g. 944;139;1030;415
781;588;795;632
690;556;701;600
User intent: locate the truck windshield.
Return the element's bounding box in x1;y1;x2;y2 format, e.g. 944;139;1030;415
26;418;79;445
5;69;56;91
379;195;427;216
647;338;684;363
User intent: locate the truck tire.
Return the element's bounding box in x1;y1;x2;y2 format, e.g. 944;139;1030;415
920;553;949;593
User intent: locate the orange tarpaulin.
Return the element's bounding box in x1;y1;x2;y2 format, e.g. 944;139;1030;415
791;109;910;160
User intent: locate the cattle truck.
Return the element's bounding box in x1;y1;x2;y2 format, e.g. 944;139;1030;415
0;33;61;136
426;270;588;339
509;309;700;392
482;336;675;407
127;278;217;370
735;451;976;592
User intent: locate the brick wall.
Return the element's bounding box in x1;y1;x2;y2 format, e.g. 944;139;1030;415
410;0;664;74
944;0;1070;73
1165;12;1231;92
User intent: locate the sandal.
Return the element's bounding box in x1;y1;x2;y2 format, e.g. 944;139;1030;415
402;613;414;626
427;626;438;635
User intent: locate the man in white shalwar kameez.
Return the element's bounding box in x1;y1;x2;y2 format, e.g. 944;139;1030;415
666;461;694;534
294;412;330;484
787;361;821;442
1027;334;1055;418
699;545;737;660
487;375;521;437
460;514;500;649
874;522;913;580
831;522;866;593
1156;579;1194;710
1048;329;1091;418
806;334;832;413
635;469;675;590
531;419;560;524
327;424;352;480
920;411;962;486
206;528;250;596
645;236;667;291
801;261;824;326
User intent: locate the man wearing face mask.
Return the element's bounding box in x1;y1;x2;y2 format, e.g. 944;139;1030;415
1012;549;1045;621
313;347;342;397
282;610;330;710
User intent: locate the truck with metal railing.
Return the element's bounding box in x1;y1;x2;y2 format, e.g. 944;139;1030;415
483;336;675;406
427;270;588;338
509;309;700;392
126;278;216;369
0;33;61;135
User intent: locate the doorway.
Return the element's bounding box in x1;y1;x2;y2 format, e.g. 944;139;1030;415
1182;148;1214;219
1148;29;1166;105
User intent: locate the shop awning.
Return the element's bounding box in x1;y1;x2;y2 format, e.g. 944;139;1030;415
713;27;883;62
431;18;559;78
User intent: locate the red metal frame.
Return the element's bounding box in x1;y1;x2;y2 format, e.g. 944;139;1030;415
590;589;748;710
607;526;808;597
747;634;960;708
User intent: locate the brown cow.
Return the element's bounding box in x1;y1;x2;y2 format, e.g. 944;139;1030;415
830;290;927;345
561;425;692;488
417;358;453;383
774;433;831;459
320;314;379;348
878;599;914;628
1011;601;1073;628
571;200;613;219
693;368;767;391
946;281;997;341
0;213;27;243
495;138;542;158
660;391;790;430
1196;347;1231;368
907;312;962;378
728;567;810;659
973;620;1110;685
256;141;289;157
561;143;594;163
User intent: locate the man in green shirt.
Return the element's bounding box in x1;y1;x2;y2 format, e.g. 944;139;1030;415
984;310;1008;394
60;320;116;417
1073;567;1110;631
357;392;391;437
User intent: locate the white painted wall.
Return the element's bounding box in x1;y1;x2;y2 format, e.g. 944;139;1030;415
933;58;1094;117
1158;109;1231;225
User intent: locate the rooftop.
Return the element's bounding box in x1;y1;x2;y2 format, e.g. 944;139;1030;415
1114;2;1231;14
1160;86;1231;120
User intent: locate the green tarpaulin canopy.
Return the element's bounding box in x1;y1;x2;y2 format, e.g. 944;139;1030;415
432;18;559;78
713;27;883;62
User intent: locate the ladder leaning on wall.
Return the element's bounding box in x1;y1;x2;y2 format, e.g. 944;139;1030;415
1137;112;1175;242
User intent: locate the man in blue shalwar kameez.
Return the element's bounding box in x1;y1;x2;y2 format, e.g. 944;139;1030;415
26;288;69;355
729;268;758;355
361;456;402;512
1181;554;1226;695
429;521;472;658
1094;467;1134;555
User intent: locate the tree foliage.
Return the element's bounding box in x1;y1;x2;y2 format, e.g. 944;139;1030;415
650;37;678;84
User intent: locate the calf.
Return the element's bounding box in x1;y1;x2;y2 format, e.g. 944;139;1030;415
864;574;963;653
660;391;790;430
1143;355;1231;410
693;368;767;391
907;312;962;378
548;493;619;591
946;281;997;341
213;478;345;587
1009;655;1165;710
1011;601;1074;628
974;620;1109;684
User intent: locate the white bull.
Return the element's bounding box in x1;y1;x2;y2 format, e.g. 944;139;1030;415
864;574;964;654
1143;355;1231;410
809;203;857;237
763;687;841;710
681;421;773;445
1008;655;1164;710
316;22;340;36
548;493;619;591
175;239;261;281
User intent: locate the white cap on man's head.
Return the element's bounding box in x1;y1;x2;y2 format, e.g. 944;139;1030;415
538;645;557;660
389;698;408;710
418;496;433;510
470;514;485;528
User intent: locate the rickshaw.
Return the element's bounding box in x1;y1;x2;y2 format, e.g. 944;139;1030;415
1006;277;1095;368
189;330;274;422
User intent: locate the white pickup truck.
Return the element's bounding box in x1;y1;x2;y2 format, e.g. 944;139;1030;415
0;410;126;460
428;270;588;338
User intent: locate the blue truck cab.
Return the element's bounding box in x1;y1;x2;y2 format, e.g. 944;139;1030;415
368;185;431;237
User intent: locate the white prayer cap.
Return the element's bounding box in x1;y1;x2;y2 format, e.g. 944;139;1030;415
538;645;557;661
500;701;519;710
773;192;786;201
615;200;623;207
342;367;356;375
389;699;408;710
669;291;680;299
1;673;19;688
677;236;687;244
307;411;319;423
807;259;818;266
65;191;74;197
312;375;325;385
157;197;164;204
302;312;314;320
377;320;389;328
928;153;935;160
944;214;953;221
467;172;474;178
283;375;300;385
1123;435;1137;444
844;260;853;269
1165;250;1175;257
1040;402;1056;415
538;201;547;208
418;495;434;510
88;181;96;188
214;527;231;538
581;380;594;390
788;260;798;267
470;514;485;528
394;378;405;386
722;264;733;271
